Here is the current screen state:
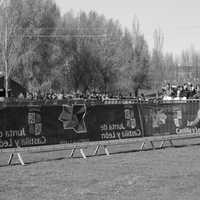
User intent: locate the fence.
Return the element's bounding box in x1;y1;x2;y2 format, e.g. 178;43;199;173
0;98;200;165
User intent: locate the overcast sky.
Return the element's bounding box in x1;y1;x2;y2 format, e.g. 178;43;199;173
55;0;200;55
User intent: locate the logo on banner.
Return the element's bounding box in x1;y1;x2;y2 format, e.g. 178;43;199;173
28;112;42;135
124;109;136;129
173;110;182;127
150;109;167;128
59;104;87;133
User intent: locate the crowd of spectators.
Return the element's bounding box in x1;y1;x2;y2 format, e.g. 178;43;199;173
16;81;200;102
22;90;124;101
161;82;200;100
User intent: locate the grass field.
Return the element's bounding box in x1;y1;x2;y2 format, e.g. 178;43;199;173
1;139;200;200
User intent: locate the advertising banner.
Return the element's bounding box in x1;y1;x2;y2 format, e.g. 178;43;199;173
139;102;200;137
1;102;200;149
0;103;143;149
88;104;143;141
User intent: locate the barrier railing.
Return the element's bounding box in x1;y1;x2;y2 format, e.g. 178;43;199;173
0;99;200;165
0;99;103;106
102;98;200;105
0;98;199;106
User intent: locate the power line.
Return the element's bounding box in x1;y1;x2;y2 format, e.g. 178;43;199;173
14;34;118;38
19;25;200;32
19;27;120;30
2;32;199;39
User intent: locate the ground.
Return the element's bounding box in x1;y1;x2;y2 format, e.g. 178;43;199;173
0;139;200;200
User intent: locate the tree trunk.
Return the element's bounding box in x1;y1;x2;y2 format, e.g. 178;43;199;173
134;88;138;97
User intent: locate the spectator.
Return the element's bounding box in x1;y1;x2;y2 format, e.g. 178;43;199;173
188;83;196;99
174;86;182;100
171;86;177;99
33;91;38;100
163;83;172;100
195;85;200;99
139;93;145;100
18;92;25;99
182;83;189;99
57;92;64;100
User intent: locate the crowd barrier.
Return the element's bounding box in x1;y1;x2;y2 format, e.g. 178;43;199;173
0;99;103;107
0;98;200;165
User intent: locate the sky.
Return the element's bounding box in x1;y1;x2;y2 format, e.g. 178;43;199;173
55;0;200;56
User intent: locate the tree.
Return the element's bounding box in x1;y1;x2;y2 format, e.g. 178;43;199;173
15;0;61;92
179;45;199;84
163;53;176;84
15;0;43;90
60;10;123;94
96;18;123;93
150;27;165;97
0;0;23;97
119;17;150;97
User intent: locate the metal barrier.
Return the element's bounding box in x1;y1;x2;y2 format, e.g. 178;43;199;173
1;98;200;165
3;132;200;166
102;98;200;105
1;98;199;106
0;99;103;106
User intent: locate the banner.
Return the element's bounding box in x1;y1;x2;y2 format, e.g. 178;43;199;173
1;102;200;149
0;104;143;149
139;102;200;137
87;104;143;141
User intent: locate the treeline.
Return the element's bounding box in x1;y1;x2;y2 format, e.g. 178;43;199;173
0;0;199;97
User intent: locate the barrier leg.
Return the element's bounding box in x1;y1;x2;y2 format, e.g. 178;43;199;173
169;140;174;147
80;149;86;159
140;141;146;150
160;140;174;148
160;140;165;148
17;153;25;166
70;148;87;158
8;153;26;166
104;146;110;156
70;149;75;157
8;154;14;165
93;146;110;156
93;146;99;155
150;141;155;149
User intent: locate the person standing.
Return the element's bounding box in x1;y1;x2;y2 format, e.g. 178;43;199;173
163;83;172;100
194;85;200;99
182;83;189;100
188;84;196;99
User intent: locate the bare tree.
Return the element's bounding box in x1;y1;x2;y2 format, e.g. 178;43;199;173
164;53;176;84
150;27;165;97
119;16;150;97
180;49;192;82
0;0;23;97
